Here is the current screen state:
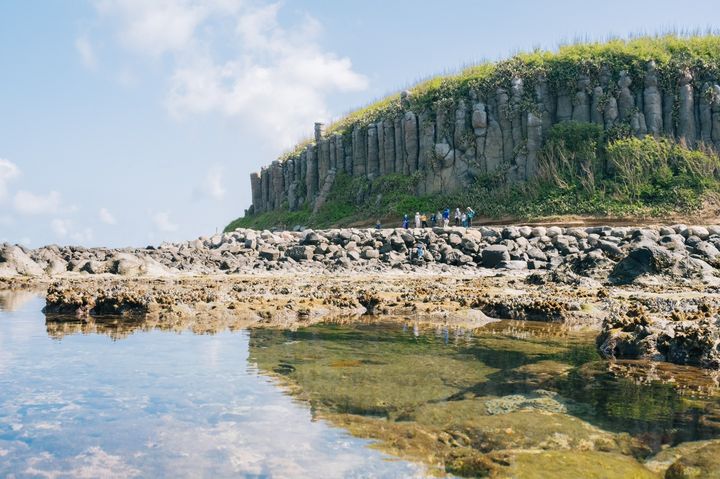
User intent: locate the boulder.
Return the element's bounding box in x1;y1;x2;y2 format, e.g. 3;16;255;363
482;245;511;268
0;245;45;277
286;246;314;262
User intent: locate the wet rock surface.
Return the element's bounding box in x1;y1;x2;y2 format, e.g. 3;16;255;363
6;224;720;371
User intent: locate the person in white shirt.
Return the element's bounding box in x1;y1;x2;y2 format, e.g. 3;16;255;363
414;212;421;229
454;208;461;226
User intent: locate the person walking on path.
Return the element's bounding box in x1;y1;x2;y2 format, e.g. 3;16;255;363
414;212;421;229
375;219;382;230
466;207;475;227
430;212;437;227
454;208;461;226
402;214;409;229
421;213;428;228
461;212;467;227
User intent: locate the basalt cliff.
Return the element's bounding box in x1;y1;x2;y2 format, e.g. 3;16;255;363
242;36;720;224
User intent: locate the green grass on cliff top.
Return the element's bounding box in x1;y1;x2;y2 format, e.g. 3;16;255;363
280;34;720;161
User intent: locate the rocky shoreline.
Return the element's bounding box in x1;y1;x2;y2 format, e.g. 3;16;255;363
3;223;720;369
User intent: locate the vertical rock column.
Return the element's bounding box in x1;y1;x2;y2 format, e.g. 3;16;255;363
318;138;330;186
417;109;435;194
382;119;396;175
250;172;262;214
376;121;385;175
484;93;504;173
700;81;713;144
270;161;285;210
470;90;488;175
305;145;318;203
334;133;346;174
403;111;419;174
678;69;696;145
286;159;298;210
617;71;635;123
711;84;720;151
261;167;270;213
366;124;380;180
644;61;663;136
572;76;591;123
393;116;404;174
328;136;337;172
352;126;366;177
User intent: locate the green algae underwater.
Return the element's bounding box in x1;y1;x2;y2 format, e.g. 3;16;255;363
248;320;720;478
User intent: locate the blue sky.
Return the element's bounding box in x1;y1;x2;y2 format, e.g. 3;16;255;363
0;0;718;247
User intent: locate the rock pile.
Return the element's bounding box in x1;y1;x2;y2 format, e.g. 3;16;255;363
2;224;720;283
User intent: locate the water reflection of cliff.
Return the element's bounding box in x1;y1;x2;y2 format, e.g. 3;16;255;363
44;312;257;340
247;323;720;478
0;289;41;312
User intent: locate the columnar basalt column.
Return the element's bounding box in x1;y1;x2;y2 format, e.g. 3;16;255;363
496;88;513;163
394;116;405;173
471;91;488;174
678;69;696;145
305;145;318;201
328;135;337;172
334;133;345;174
711;84;720;150
261;167;270;213
591;86;604;125
644;61;663;136
617;71;635;122
535;75;555;136
510;77;525;149
352;125;367;177
700;81;713;143
526;111;543;180
403;111;419;173
663;88;676;138
250;172;262;213
366;123;379;179
376;121;385;175
418;109;435;174
572;75;591;123
270;161;285;210
286;159;298;210
556;86;572;122
342;134;352;175
383;119;396;175
318;138;330;186
484;95;504;174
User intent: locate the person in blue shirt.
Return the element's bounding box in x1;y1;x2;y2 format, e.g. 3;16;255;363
402;214;409;229
442;208;450;228
375;219;382;230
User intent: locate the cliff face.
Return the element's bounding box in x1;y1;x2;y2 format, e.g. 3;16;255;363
247;37;720;216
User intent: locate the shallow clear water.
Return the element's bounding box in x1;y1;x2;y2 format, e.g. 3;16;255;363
2;292;720;478
0;295;429;478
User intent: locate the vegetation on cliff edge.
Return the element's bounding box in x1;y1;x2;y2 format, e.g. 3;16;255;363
226;122;720;231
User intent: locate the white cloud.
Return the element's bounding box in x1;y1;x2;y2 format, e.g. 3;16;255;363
152;211;178;232
99;207;117;224
198;166;225;200
51;218;94;243
0;158;20;201
89;0;368;149
13;190;62;215
51;219;69;237
75;36;97;69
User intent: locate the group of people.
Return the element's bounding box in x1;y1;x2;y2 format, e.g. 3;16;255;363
400;207;476;229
